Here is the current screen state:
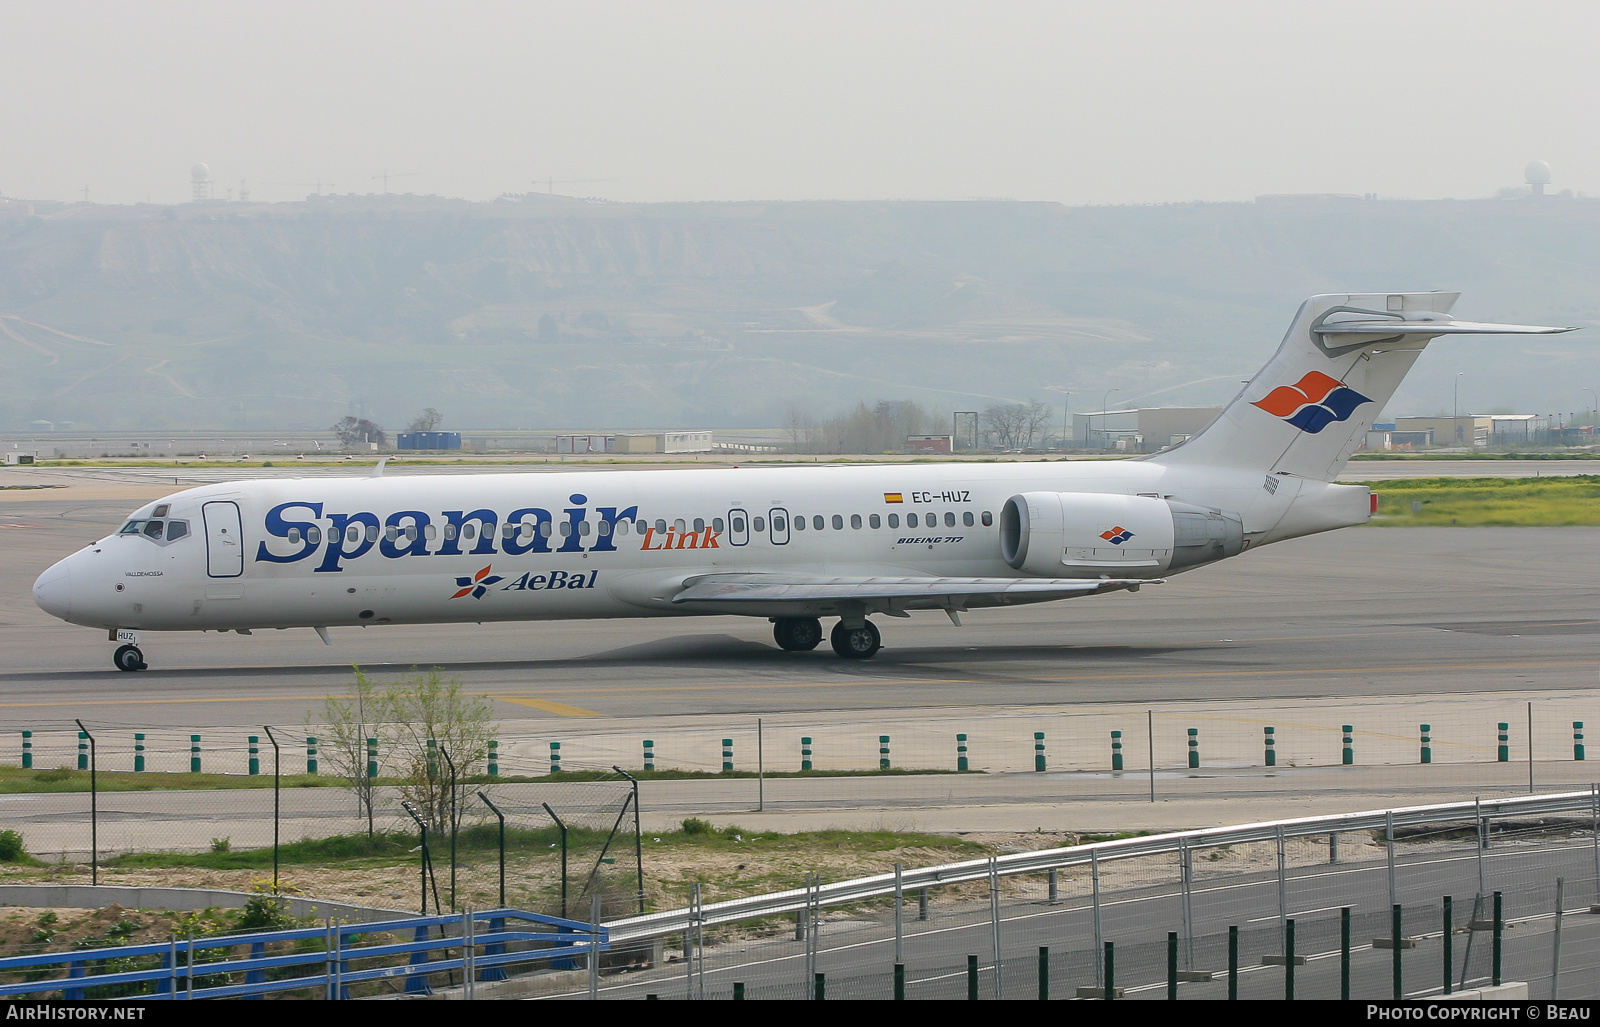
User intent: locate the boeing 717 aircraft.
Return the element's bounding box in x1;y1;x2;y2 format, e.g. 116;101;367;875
31;292;1574;670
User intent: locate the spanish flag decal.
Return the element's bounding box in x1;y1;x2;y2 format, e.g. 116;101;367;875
883;493;904;504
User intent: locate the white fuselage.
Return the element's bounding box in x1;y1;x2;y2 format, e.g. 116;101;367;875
32;458;1358;635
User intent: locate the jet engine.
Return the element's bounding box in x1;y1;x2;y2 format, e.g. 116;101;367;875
998;492;1243;578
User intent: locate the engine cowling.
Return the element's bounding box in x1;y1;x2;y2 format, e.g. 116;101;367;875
999;492;1243;577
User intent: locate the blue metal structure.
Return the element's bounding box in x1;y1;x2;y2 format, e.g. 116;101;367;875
396;431;461;451
0;908;603;1000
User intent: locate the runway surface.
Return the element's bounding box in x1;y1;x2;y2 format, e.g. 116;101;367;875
2;472;1597;735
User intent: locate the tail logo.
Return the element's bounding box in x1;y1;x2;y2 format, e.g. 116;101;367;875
1099;526;1134;545
1252;371;1372;434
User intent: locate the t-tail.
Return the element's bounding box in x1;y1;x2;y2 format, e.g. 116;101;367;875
1148;292;1574;482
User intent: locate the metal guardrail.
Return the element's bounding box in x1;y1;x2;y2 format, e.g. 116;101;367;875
0;907;606;1000
605;788;1599;944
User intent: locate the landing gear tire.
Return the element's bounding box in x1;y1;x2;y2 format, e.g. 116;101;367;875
113;644;146;672
830;620;881;659
773;617;824;652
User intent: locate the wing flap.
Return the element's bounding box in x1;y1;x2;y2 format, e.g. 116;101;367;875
672;574;1157;607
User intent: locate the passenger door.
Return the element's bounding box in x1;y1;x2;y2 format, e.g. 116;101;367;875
728;509;749;546
202;501;244;578
768;507;790;546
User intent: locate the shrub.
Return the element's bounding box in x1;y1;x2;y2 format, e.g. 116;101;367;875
681;818;714;836
209;837;231;854
0;830;29;862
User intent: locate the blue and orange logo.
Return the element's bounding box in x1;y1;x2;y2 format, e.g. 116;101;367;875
451;565;504;599
1100;526;1135;545
1252;371;1371;434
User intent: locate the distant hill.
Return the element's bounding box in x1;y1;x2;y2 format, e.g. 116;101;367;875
0;193;1595;432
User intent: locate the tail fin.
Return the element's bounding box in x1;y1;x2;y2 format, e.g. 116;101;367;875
1147;292;1573;481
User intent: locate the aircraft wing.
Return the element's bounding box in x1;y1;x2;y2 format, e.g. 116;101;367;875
671;573;1157;612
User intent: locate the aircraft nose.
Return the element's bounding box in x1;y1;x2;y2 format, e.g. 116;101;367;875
32;560;72;621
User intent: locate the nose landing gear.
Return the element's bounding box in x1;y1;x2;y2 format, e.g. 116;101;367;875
113;645;146;672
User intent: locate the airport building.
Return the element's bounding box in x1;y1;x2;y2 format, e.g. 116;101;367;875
1072;407;1223;452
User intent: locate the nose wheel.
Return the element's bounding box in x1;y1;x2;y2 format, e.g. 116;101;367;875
829;620;881;659
113;645;146;672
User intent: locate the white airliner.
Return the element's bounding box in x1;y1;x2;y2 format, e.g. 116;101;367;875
31;292;1573;671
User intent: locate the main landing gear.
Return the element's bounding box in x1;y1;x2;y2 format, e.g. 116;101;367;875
829;620;881;660
113;645;147;672
773;617;824;652
772;616;882;658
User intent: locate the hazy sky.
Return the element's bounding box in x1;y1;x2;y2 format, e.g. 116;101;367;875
3;0;1597;206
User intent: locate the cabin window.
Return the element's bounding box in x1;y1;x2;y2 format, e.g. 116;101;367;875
655;519;667;533
425;524;437;540
143;521;164;539
616;520;629;536
773;515;787;532
386;526;400;541
540;521;553;537
306;526;320;544
346;526;359;544
365;524;378;543
793;516;806;531
732;516;746;534
850;514;862;529
444;524;457;540
963;512;974;527
888;513;899;528
580;521;592;536
753;516;766;533
598;520;613;536
559;522;571;537
869;514;880;528
693;518;705;533
981;511;993;527
167;520;189;541
712;517;724;533
945;512;956;528
673;518;687;534
831;514;843;530
812;515;824;530
906;513;918;528
406;526;417;541
288;528;302;544
462;524;476;540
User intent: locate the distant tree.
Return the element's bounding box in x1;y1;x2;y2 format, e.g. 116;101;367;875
406;407;443;432
981;401;1052;450
332;416;386;448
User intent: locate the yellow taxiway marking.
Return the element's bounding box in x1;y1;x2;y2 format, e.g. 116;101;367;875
490;695;605;718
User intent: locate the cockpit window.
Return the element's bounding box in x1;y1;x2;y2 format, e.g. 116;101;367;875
143;520;164;540
167;520;188;541
153;505;170;517
119;518;188;543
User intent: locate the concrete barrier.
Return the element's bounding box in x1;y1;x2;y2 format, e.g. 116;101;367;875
1433;981;1529;1000
0;884;408;923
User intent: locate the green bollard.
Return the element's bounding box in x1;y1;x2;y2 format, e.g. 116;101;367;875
487;739;498;777
801;736;812;771
734;982;745;1001
1443;895;1453;995
1264;725;1276;767
1111;730;1123;771
133;733;144;773
1034;731;1046;772
1342;725;1353;765
644;739;655;771
966;955;978;1000
1575;722;1585;761
1167;931;1178;1000
722;738;733;772
248;735;259;776
1498;722;1509;763
306;736;317;775
78;731;88;771
879;735;891;770
894;963;905;1001
1286;917;1296;1000
814;972;825;1001
956;733;968;772
549;740;561;774
1187;727;1198;769
367;737;379;780
1104;941;1115;1000
20;730;30;771
1037;946;1048;1002
189;734;200;774
1421;723;1432;764
1227;925;1238;1000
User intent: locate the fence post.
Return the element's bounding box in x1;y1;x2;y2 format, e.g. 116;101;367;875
1392;904;1403;999
1492;891;1503;986
248;736;259;776
1342;725;1353;765
487;739;498;777
1104;941;1115;1000
1264;725;1275;767
1421;724;1432;764
550;740;562;774
20;730;30;770
306;736;318;775
1285;917;1296;1000
722;738;734;772
1111;730;1122;771
1187;727;1199;768
1575;723;1585;761
734;982;745;1001
644;739;655;771
1498;723;1509;763
879;735;891;770
918;887;929;921
956;733;968;771
1034;731;1046;772
1443;895;1453;995
814;972;825;1001
1167;931;1178;1000
1341;906;1351;1000
1227;925;1238;1000
894;964;904;1001
801;736;811;771
1038;946;1048;1002
74;720;96;887
966;955;978;1001
134;732;144;772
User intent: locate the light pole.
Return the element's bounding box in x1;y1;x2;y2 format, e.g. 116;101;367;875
1100;388;1122;451
1584;388;1597;427
1453;373;1464;445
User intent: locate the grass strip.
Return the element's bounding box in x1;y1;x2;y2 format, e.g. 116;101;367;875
1353;475;1600;526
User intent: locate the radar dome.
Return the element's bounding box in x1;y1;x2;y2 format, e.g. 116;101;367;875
1525;160;1552;186
190;163;210;182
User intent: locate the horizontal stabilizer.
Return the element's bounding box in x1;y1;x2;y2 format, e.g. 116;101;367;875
1315;319;1574;337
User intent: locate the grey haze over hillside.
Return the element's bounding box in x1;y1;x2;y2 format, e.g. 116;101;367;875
0;195;1593;433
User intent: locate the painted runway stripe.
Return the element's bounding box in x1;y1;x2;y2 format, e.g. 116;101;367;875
491;695;605;717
